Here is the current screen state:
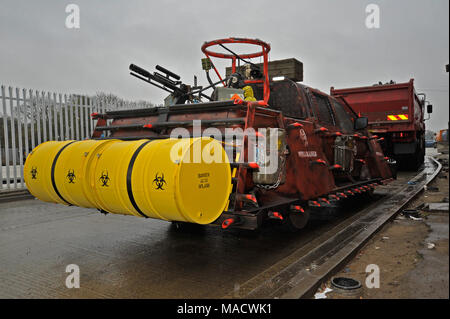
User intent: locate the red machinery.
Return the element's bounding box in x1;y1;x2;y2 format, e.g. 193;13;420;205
331;80;432;170
201;38;271;106
92;38;394;230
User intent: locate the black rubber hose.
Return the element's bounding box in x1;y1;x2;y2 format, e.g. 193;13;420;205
206;70;215;90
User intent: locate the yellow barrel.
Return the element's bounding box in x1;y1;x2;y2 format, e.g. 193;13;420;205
24;140;76;205
131;137;232;224
24;137;232;225
53;139;118;208
89;139;152;217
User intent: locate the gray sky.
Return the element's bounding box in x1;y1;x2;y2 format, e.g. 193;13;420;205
0;0;448;131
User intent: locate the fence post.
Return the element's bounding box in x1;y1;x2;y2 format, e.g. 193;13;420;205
29;90;36;151
69;95;74;140
47;92;53;141
1;85;9;189
64;94;69;140
87;98;91;138
22;89;30;165
41;91;47;143
9;87;18;188
35;90;42;145
52;93;58;141
75;95;80;140
15;87;24;187
83;97;89;139
58;93;64;141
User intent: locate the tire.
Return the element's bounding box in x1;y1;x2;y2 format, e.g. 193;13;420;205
281;209;310;232
170;221;205;233
413;139;425;171
399;141;424;171
410;152;422;171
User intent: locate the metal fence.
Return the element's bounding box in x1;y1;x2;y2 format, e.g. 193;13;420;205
0;85;143;191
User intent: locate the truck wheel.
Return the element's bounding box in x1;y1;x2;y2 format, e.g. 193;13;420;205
412;150;424;171
403;140;424;171
420;137;425;165
388;160;398;179
170;221;205;232
282;209;310;232
415;140;425;170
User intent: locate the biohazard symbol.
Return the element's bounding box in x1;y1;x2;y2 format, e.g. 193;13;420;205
152;172;167;190
66;169;76;184
99;170;110;187
30;167;38;179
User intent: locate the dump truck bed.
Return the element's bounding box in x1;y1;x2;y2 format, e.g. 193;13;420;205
330;79;425;134
331;79;426;170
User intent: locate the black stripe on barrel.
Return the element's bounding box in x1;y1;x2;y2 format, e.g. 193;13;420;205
126;141;152;218
51;141;78;205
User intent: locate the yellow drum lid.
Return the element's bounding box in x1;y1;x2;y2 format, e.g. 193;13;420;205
24;140;75;205
174;137;232;224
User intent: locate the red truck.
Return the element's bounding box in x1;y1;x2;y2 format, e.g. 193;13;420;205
331;79;432;170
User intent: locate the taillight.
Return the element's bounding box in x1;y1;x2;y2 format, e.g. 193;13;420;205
392;132;413;140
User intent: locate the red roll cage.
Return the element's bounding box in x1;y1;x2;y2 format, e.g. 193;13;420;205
201;38;271;106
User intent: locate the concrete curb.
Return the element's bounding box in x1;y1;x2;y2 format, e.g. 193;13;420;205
0;189;33;203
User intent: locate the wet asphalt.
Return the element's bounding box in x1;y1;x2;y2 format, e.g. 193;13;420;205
0;172;415;298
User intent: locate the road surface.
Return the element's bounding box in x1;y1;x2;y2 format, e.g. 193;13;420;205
0;171;417;298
